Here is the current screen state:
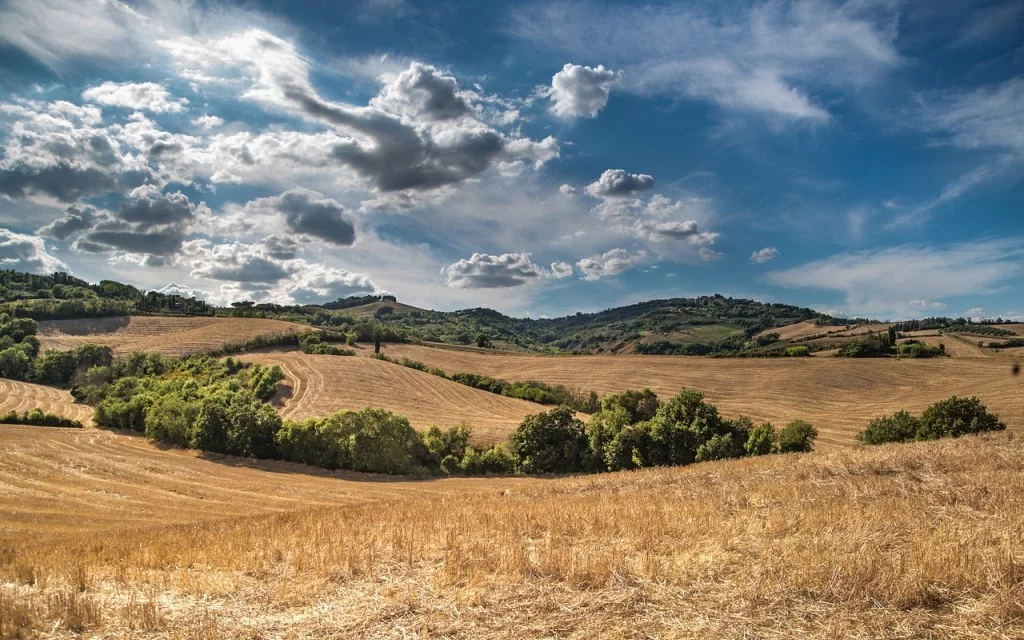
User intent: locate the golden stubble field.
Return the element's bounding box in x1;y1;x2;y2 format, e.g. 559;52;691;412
238;350;542;445
36;316;307;357
368;343;1023;448
1;427;1021;639
0;379;92;426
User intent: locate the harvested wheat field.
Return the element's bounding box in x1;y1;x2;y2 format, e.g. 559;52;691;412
0;379;92;426
0;426;536;540
37;316;307;357
372;344;1023;448
238;350;542;444
2;430;1022;638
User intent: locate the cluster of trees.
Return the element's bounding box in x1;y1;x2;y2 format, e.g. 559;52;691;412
857;396;1006;445
372;353;601;413
0;315;117;384
510;389;817;474
298;332;356;356
0;409;82;428
895;340;945;358
0;270;210;319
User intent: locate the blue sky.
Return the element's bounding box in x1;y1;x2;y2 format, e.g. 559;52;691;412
0;0;1021;320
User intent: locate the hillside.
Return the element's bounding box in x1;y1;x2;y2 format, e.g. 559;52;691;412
238;350;543;444
2;428;1020;637
37;316;307;356
0;379;93;426
371;343;1024;448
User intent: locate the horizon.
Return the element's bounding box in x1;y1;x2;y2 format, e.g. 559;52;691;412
1;0;1022;321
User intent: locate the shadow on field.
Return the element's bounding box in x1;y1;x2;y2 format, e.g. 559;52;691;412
40;315;131;335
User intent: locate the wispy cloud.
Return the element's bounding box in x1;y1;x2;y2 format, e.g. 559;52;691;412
766;238;1024;318
511;0;901;122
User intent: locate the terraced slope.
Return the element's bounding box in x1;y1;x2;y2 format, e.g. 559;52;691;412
0;379;93;425
238;351;542;445
369;344;1023;448
37;316;307;356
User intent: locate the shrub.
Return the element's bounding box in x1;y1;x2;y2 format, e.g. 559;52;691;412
603;421;655;471
744;422;776;456
600;388;660;424
857;410;920;445
508;406;589;473
0;409;82;428
144;395;200;447
785;345;811;357
695;433;742;462
776;420;818;453
917;396;1005;440
421;424;472;470
647;389;727;466
896;340;945;358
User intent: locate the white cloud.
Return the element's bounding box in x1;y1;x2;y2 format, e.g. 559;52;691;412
546;63;623;119
82;82;188;113
585;169;654;198
559;184;577;196
766;239;1024;317
698;247;725;262
192;115;224;130
442;252;572;288
576;248;643;280
0;227;69;273
513;0;901;122
750;246;779;263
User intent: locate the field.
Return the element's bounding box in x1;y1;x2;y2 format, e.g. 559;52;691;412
368;344;1023;448
0;379;93;426
238;350;543;444
1;425;1021;638
36;316;307;357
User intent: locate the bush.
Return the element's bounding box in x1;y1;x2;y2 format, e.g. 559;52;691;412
508;406;589;473
918;396;1005;440
0;409;82;428
896;340;945;358
460;445;516;475
776;420;818;453
144;395;200;447
600;388;660;424
784;345;810;357
857;410;920;445
744;422;776;456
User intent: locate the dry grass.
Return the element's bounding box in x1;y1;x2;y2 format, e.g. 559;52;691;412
0;426;536;538
238;350;542;445
0;379;93;426
370;344;1023;448
37;316;307;357
1;429;1022;638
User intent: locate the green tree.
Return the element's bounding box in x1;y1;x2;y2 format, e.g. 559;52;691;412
857;410;920;444
508;406;589;473
776;420;818;453
917;396;1005;440
744;422;776;456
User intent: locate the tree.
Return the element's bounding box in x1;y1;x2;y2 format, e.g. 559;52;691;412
508;406;589;473
857;410;920;445
745;422;776;456
475;333;493;349
917;396;1005;440
600;388;660;424
776;420;818;453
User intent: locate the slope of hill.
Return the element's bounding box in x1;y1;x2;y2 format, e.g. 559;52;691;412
37;316;308;356
2;429;1020;638
238;350;544;444
0;379;92;426
370;343;1023;448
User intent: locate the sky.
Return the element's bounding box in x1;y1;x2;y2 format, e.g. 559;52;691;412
0;0;1021;320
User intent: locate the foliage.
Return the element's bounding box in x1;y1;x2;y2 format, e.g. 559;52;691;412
857;411;920;445
600;388;660;424
508;406;590;473
896;340;945;358
744;422;777;456
0;409;82;428
857;397;1006;444
298;332;357;356
785;345;811;357
776;420;818;453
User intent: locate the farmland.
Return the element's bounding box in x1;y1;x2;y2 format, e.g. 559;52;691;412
1;426;1021;638
367;343;1023;448
238;350;542;445
0;379;93;426
36;316;307;357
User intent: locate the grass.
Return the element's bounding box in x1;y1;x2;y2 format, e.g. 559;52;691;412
1;431;1022;638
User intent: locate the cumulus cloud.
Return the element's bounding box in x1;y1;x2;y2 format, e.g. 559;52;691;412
0;227;69;273
442;252;573;288
559;184;577;196
765;239;1024;317
82;82;188;113
547;63;622;118
750;246;779;263
634;219;718;245
283;264;378;303
156;282;209;300
585;169;654;198
160;30;558;195
275;190;356;246
192;115;224;130
184;239;290;284
576;248;642;280
37;204;98;241
0;101;154;202
70;192;204;262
